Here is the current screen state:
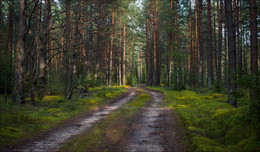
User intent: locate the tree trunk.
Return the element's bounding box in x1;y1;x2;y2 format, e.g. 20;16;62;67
88;1;93;76
196;0;204;87
131;32;135;83
145;8;150;85
13;0;26;104
189;2;193;90
217;0;223;83
152;0;157;85
109;10;115;87
225;0;237;107
249;0;258;113
39;0;51;92
31;0;40;106
207;0;213;89
122;19;126;85
119;17;122;86
5;0;14;104
236;0;242;80
64;0;71;98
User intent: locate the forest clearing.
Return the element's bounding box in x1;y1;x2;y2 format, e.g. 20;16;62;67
0;0;259;151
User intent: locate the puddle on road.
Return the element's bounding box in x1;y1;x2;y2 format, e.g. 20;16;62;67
9;90;136;152
126;91;167;152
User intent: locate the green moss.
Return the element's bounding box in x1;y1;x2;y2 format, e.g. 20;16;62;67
148;87;259;152
42;96;63;101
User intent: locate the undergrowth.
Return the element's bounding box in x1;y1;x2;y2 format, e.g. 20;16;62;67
60;88;150;152
147;87;259;152
0;86;127;148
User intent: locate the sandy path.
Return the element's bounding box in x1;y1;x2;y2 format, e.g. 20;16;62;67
124;89;184;152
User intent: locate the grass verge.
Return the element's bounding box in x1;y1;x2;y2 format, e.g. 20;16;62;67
147;87;259;152
0;86;127;148
60;88;151;152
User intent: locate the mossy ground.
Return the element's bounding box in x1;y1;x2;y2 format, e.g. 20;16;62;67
147;87;259;152
0;86;127;148
60;88;151;152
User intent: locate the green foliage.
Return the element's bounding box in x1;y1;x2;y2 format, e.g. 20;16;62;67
60;89;151;151
126;75;133;86
148;87;260;152
0;86;127;148
0;55;13;95
212;81;225;93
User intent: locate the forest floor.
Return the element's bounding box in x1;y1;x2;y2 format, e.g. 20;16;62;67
2;86;258;151
2;87;188;152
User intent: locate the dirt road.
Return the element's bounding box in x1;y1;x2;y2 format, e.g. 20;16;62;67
4;88;137;152
124;89;185;152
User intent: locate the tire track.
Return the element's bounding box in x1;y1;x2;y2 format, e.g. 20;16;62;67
125;89;175;152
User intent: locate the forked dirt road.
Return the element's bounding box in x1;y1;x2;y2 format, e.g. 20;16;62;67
4;88;138;152
3;88;186;152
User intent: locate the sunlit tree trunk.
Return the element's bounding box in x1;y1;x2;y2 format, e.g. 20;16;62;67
109;10;114;87
13;0;26;104
122;19;126;85
145;7;150;85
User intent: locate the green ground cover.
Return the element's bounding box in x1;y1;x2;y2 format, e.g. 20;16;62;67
60;88;151;152
148;87;259;152
0;86;127;148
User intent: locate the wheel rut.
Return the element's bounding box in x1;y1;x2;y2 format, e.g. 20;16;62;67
4;88;137;152
124;89;182;152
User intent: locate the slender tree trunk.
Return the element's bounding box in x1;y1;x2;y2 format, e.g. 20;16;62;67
249;0;259;116
13;0;26;104
88;1;93;76
214;14;217;80
109;10;114;87
155;3;160;85
236;0;242;80
152;0;157;85
67;0;81;99
64;0;71;98
207;0;213;89
166;1;174;86
217;0;223;83
39;0;51;93
196;0;203;87
119;17;122;86
224;22;228;88
145;8;150;85
131;32;135;83
5;0;14;104
31;0;40;106
189;2;193;90
225;0;237;107
122;20;126;85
